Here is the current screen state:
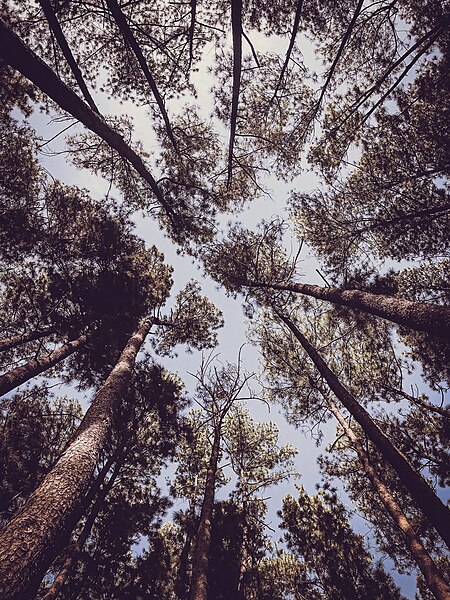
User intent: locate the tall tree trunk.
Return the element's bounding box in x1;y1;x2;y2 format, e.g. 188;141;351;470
105;0;178;152
42;453;124;600
0;333;89;397
189;427;221;600
276;312;450;549
0;326;55;353
237;489;248;600
175;515;196;599
0;318;152;600
325;394;450;600
227;0;242;186
257;281;450;338
27;454;117;599
0;20;175;223
385;386;450;419
37;0;99;113
176;479;199;600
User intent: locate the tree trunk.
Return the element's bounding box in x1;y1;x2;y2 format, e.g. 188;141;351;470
325;394;450;600
175;517;196;599
42;453;123;600
227;0;242;186
0;327;55;353
105;0;178;152
277;312;450;549
0;20;175;223
176;486;198;600
258;281;450;338
358;201;450;234
0;333;89;397
386;386;450;419
28;454;117;599
189;427;221;600
0;318;152;600
237;492;248;600
37;0;99;113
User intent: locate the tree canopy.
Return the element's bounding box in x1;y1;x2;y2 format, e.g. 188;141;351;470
0;0;449;598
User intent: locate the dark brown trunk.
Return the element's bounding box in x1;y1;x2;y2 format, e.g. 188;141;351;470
271;0;303;101
0;20;174;223
358;202;450;234
0;327;55;353
260;281;450;338
187;0;197;70
176;483;198;600
0;333;89;397
326;395;450;600
189;427;221;600
227;0;242;186
277;312;450;549
0;319;152;600
37;0;99;113
42;454;123;600
105;0;178;152
175;516;196;599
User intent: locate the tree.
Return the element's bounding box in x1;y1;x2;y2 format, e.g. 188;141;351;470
39;359;186;600
0;281;222;599
256;308;450;598
279;485;406;599
223;405;297;597
274;311;450;546
188;357;253;600
204;222;450;338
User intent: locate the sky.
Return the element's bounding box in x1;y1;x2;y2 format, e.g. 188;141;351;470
20;21;444;598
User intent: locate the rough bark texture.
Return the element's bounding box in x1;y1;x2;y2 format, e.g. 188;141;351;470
0;20;174;222
42;454;123;600
189;427;221;600
105;0;178;151
0;327;55;353
38;0;99;113
326;395;450;600
0;319;151;600
259;281;450;338
0;333;89;397
277;312;450;549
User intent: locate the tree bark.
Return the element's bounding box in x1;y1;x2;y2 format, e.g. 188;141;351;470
325;394;450;600
0;327;55;353
105;0;178;152
277;312;450;549
42;453;123;600
227;0;242;186
0;20;175;223
38;0;100;113
0;333;89;397
27;454;117;598
259;280;450;338
0;318;152;600
189;427;221;600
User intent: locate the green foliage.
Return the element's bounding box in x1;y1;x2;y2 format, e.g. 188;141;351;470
279;485;405;599
153;281;224;356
